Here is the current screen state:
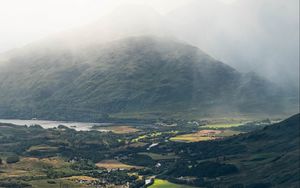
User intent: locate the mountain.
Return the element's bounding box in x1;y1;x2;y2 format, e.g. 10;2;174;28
0;36;288;121
167;113;300;187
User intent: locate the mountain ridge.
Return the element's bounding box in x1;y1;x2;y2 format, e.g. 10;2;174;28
0;36;290;121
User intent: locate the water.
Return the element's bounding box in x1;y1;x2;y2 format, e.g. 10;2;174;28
147;143;159;150
0;119;112;131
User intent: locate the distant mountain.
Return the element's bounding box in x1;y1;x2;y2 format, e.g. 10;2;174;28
168;113;300;187
167;0;300;89
0;36;289;121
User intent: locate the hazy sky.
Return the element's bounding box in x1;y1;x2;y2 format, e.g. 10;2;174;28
0;0;298;88
0;0;235;53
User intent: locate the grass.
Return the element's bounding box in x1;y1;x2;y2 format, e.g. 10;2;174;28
0;157;75;181
131;131;177;143
13;157;67;169
170;130;241;143
98;125;139;134
0;157;48;179
170;135;215;143
139;152;179;160
149;179;197;188
65;176;97;181
27;145;59;152
127;142;148;148
132;132;163;142
216;130;242;137
30;179;88;188
170;130;221;143
201;123;243;129
96;160;143;170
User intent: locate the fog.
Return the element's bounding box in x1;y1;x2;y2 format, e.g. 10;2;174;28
0;0;299;89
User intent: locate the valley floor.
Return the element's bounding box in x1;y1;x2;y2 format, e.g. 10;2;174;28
0;115;298;188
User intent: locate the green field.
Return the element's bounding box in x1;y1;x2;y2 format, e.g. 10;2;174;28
96;160;143;170
170;135;215;143
169;129;242;143
149;179;197;188
201;123;243;129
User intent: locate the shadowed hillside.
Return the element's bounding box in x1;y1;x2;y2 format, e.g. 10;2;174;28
167;114;300;187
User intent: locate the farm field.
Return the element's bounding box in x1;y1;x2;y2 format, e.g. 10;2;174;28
26;145;59;152
149;179;198;188
0;116;290;188
170;134;215;143
132;132;165;142
201;123;243;129
169;129;239;143
95;160;143;170
94;125;140;134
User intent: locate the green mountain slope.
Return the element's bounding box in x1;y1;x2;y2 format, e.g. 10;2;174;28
0;36;287;121
168;114;300;187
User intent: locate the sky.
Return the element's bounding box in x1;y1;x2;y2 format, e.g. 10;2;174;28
0;0;298;88
0;0;235;53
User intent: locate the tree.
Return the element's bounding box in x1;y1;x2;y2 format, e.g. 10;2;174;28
6;155;20;164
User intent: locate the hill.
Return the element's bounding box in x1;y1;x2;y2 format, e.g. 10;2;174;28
166;114;300;187
0;36;287;121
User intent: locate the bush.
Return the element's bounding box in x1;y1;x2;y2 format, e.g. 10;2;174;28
47;180;56;184
229;184;244;188
246;183;272;188
168;161;239;178
6;155;20;164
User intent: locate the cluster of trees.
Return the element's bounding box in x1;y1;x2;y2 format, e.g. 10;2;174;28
167;161;238;178
0;155;20;165
0;181;31;188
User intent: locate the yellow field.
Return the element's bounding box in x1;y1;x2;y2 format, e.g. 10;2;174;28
170;129;241;143
65;176;98;181
15;157;67;169
26;145;59;152
170;135;216;143
96;160;143;170
0;157;70;180
101;125;139;134
170;130;221;143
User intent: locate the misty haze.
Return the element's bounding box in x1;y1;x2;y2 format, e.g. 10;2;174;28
0;0;299;188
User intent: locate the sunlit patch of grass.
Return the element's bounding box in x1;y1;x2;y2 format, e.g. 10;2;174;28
97;125;140;134
0;157;71;180
132;131;177;142
201;123;243;129
170;129;242;143
96;160;143;170
170;135;215;143
65;175;98;181
26;145;58;152
149;179;197;188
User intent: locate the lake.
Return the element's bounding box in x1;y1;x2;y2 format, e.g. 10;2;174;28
0;119;112;131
